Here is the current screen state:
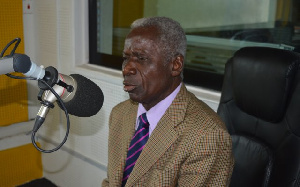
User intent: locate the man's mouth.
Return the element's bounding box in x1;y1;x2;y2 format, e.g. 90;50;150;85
123;82;136;92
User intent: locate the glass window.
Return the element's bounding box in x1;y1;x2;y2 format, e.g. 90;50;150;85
89;0;300;91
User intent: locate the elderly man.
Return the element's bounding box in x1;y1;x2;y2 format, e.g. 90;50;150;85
102;16;234;187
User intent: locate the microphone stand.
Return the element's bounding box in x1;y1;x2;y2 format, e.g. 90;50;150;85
1;38;73;153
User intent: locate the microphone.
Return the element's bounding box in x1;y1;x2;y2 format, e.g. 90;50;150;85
1;39;104;152
33;68;104;132
32;71;104;153
0;53;45;79
0;54;104;120
0;54;104;130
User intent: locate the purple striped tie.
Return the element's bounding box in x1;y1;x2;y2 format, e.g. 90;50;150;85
122;113;149;186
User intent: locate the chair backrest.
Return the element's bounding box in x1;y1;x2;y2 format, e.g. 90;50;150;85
217;47;300;187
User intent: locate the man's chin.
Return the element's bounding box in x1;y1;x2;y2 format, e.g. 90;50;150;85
128;92;142;103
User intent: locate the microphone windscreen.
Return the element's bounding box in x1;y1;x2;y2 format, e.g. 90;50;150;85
61;74;104;117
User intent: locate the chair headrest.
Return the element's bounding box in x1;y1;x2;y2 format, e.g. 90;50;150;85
232;47;299;122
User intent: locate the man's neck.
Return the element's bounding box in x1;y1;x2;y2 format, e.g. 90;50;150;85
142;81;182;110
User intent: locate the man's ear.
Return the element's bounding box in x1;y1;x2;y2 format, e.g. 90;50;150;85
171;55;184;77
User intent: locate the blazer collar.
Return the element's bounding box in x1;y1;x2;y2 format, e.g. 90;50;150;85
115;101;138;185
126;84;190;186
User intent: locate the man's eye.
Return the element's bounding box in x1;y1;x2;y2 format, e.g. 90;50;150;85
138;56;147;61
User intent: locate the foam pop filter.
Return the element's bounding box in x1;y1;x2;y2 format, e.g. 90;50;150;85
60;74;104;117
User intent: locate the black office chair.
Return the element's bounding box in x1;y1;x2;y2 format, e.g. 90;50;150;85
217;47;300;187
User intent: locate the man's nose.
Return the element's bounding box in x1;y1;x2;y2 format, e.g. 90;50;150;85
122;59;137;76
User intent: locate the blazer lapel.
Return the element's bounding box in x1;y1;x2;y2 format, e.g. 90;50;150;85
113;102;138;186
122;102;138;155
126;84;190;186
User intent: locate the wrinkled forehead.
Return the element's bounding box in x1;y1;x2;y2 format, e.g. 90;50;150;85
124;26;160;51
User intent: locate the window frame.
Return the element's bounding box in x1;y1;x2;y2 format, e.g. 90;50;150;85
89;0;300;91
88;0;241;91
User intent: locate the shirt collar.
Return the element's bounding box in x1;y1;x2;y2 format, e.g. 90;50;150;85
136;83;182;135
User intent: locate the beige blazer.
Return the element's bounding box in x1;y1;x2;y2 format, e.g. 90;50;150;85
102;84;234;187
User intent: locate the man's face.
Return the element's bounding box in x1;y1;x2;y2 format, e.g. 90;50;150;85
122;26;175;110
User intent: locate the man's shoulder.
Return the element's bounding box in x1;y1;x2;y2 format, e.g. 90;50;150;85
112;99;138;113
174;86;220;123
184;90;227;131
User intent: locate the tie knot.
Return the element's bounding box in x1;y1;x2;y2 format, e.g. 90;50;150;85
139;113;149;128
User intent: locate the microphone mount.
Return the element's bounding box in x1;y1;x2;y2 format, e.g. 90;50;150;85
37;66;74;103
